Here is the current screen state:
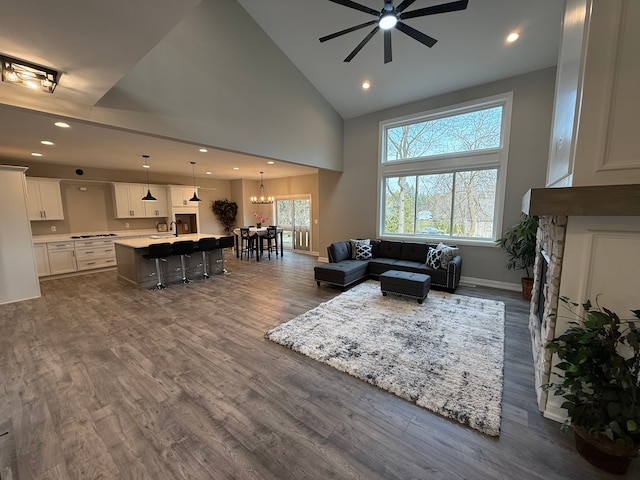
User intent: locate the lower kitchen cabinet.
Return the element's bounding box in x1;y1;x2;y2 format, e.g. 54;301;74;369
75;239;116;270
47;242;77;275
33;243;51;277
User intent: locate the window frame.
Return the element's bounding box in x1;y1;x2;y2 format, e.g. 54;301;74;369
377;92;513;246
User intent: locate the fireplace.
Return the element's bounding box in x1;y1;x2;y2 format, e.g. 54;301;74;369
527;215;567;410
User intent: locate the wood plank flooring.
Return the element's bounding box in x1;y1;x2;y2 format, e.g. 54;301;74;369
1;252;638;479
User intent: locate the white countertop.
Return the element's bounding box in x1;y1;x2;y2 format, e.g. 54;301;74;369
32;229;174;244
114;233;223;249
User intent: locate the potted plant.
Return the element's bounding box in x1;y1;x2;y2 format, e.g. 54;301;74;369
495;214;538;300
211;198;238;235
545;297;640;474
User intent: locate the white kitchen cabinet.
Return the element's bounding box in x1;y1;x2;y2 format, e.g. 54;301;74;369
74;238;116;270
27;178;64;221
170;186;199;207
113;183;147;218
143;185;168;217
47;241;77;274
33;243;50;276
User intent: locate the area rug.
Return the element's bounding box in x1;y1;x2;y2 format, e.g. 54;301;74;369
265;281;506;436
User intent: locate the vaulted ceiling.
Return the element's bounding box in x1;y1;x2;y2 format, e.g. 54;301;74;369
0;0;564;179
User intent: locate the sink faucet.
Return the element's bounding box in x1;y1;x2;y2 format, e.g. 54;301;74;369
170;221;178;237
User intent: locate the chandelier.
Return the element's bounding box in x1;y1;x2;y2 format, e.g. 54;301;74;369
251;171;273;204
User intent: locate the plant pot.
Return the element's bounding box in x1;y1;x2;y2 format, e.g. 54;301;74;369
521;277;533;301
573;426;639;475
256;223;262;228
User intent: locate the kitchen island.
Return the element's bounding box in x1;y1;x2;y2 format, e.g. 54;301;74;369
114;234;226;288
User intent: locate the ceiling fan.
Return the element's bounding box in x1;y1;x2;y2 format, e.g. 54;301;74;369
319;0;469;63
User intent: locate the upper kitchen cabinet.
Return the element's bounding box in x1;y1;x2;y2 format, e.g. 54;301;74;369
170;186;199;207
143;185;168;217
113;183;147;218
26;178;64;221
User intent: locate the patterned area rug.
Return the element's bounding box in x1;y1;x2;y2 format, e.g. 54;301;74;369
266;281;506;436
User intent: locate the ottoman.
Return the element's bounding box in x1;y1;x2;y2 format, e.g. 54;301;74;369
380;270;431;304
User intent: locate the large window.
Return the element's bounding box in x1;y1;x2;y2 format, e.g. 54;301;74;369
379;94;512;243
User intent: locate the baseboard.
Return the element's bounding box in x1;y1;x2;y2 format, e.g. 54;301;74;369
318;256;329;263
543;406;567;425
459;276;521;292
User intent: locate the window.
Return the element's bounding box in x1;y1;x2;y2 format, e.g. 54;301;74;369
379;94;512;243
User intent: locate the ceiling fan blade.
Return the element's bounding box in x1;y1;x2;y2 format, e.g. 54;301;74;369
328;0;380;17
395;22;437;48
344;26;379;62
319;20;377;43
384;29;392;64
396;0;418;13
400;0;469;20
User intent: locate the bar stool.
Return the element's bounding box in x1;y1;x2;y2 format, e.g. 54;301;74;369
239;227;256;260
142;242;173;290
262;226;278;259
172;240;195;284
217;235;235;274
197;237;218;279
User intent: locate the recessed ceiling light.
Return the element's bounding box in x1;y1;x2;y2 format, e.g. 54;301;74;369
31;152;42;157
206;171;212;175
54;121;70;128
233;167;240;171
199;148;208;153
40;140;54;145
362;81;371;90
506;32;519;43
267;161;275;165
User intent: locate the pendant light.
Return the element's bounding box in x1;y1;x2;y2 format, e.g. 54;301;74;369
189;161;201;202
251;171;274;204
141;155;157;202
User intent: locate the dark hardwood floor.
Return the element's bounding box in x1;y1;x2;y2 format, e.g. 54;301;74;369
0;252;637;479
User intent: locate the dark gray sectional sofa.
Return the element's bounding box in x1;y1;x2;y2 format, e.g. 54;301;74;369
314;239;462;292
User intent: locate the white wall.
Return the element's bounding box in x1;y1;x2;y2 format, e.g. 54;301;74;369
547;0;640;187
544;215;640;421
0;166;40;304
90;0;343;173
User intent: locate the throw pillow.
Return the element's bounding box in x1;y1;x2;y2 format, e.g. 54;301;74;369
355;243;372;260
350;239;370;259
436;242;459;268
426;247;443;269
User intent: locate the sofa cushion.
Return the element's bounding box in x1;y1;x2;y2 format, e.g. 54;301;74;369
400;242;429;262
350;238;371;259
355;243;373;260
367;258;400;276
328;241;351;263
370;239;381;258
426;247;444;269
378;240;402;259
314;260;368;286
436;242;460;268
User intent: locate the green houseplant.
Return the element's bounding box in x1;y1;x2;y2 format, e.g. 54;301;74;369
495;214;538;300
546;297;640;474
211;198;238;235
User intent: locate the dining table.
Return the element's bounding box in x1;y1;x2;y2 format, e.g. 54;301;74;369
232;227;284;261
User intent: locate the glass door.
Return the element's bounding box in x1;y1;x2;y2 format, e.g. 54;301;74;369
276;197;311;251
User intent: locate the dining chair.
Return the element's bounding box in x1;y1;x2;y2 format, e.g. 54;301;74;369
239;227;256;260
262;226;278;259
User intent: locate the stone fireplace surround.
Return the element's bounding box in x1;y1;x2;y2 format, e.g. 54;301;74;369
523;184;640;416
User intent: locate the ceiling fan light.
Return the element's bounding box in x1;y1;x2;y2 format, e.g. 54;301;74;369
379;13;397;30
